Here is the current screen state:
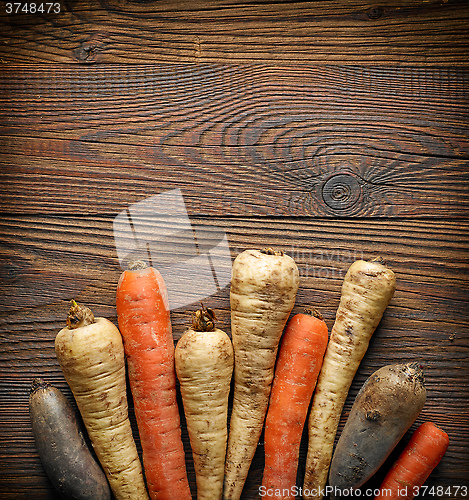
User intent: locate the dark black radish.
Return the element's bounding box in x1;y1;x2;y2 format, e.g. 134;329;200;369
329;362;427;496
29;378;111;500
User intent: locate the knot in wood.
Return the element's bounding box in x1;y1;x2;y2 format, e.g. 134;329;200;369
321;173;361;210
73;33;107;63
74;43;99;63
366;6;384;19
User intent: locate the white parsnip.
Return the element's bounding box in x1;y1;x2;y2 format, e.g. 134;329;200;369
55;301;149;500
175;306;233;500
224;248;299;500
303;258;396;500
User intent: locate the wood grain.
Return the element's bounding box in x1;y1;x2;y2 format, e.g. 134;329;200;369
0;214;468;498
1;10;468;493
0;0;469;64
1;65;468;218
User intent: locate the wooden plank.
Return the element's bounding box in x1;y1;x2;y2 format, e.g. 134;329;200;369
1;65;468;217
0;0;468;64
1;214;468;309
0;214;468;499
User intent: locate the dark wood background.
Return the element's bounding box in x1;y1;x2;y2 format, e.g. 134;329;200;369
1;1;468;499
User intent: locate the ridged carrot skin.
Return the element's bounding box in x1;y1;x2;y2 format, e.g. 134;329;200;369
116;262;191;500
262;310;328;499
224;248;299;500
374;422;449;500
55;301;149;500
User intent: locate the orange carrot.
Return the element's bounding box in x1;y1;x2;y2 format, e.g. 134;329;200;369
261;309;329;499
374;422;449;500
116;261;191;500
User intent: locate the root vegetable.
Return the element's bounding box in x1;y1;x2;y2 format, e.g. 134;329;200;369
374;422;449;500
303;258;396;500
262;309;328;499
329;362;427;495
55;300;149;500
224;248;299;500
116;261;191;500
29;378;111;500
175;306;234;500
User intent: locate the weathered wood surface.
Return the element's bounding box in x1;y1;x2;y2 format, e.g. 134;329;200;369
1;65;468;218
0;215;468;499
0;0;469;64
1;3;469;497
